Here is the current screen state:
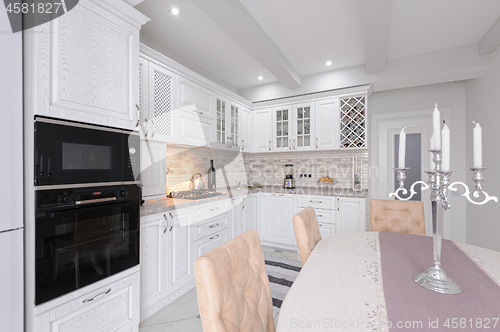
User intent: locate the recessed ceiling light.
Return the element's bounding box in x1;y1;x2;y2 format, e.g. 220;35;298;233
169;7;181;15
258;76;263;80
326;61;332;66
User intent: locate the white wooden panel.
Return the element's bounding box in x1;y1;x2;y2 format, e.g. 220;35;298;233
315;98;339;150
260;194;296;245
170;211;192;290
180;80;212;117
140;140;166;198
254;109;272;152
176;110;213;147
195;230;229;259
241;195;258;233
336;197;366;233
140;217;164;305
240;107;252;151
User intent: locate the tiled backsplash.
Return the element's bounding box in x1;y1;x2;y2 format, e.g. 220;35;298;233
166;144;368;193
244;150;368;190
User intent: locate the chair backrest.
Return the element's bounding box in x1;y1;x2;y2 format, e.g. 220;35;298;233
370;199;425;235
194;229;275;332
292;206;322;266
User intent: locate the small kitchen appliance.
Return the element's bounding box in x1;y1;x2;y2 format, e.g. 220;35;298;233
284;164;295;189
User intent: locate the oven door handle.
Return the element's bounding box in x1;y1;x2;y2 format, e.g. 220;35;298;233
75;197;116;205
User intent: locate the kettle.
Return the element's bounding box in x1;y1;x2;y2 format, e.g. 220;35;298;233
189;173;206;190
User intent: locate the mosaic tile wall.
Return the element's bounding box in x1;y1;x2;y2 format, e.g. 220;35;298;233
244;150;369;190
166;144;368;193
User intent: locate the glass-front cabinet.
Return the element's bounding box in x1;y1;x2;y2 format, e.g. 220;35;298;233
273;102;314;151
230;104;239;148
216;98;227;145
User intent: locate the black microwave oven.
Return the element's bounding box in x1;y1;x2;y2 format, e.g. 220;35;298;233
34;116;140;189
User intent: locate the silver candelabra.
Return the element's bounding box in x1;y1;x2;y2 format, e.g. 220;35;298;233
389;149;498;294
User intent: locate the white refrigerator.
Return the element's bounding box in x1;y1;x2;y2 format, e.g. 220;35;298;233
0;5;24;332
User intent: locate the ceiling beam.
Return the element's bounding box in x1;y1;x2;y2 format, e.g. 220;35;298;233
357;0;391;74
191;0;301;88
123;0;145;6
479;16;500;56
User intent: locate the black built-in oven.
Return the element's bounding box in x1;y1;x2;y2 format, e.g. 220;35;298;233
35;185;141;305
34;116;140;188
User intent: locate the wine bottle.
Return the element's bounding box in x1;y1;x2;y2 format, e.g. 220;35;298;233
207;159;216;190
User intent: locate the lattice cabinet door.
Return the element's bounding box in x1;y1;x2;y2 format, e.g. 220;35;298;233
339;96;366;149
273;105;291;151
147;63;176;142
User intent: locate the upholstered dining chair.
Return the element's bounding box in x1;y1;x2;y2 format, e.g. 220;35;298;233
194;228;275;332
292;206;322;266
370;199;425;235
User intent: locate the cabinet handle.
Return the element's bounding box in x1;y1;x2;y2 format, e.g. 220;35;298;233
289;139;291;150
169;213;173;232
272;194;284;197
163;214;167;233
83;288;111;303
135;104;141;127
317;214;323;217
242;204;245;209
195;111;203;115
319;224;323;227
242;140;244;150
309;200;323;203
316;137;318;149
337;198;340;211
209;223;219;229
293;139;296;150
268;140;271;151
209;234;220;240
150;119;155;137
209;207;219;212
144;118;149;137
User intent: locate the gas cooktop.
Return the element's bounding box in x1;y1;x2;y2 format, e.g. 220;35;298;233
168;189;224;200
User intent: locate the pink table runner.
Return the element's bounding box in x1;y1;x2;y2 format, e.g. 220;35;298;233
379;232;500;331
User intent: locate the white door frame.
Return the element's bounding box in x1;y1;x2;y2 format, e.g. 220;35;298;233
371;108;452;238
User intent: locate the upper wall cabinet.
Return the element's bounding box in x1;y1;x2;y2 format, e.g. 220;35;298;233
315;98;340;150
178;78;213;118
272;102;315;152
254;108;272;152
339;96;367;149
139;58;177;142
25;0;150;130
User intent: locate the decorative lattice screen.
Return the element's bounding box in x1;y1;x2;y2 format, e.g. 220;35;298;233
340;96;366;148
154;70;172;136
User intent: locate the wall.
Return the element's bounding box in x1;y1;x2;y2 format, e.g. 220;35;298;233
369;82;467;242
465;48;500;252
165;145;368;195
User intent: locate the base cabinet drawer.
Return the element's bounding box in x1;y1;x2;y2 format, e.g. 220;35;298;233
298;206;335;225
194;229;229;259
35;271;140;332
318;223;335;239
194;213;230;241
298;196;335;210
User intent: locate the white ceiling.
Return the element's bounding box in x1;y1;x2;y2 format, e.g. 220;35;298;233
134;0;500;98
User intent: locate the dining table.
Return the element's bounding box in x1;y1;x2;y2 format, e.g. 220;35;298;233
276;232;500;332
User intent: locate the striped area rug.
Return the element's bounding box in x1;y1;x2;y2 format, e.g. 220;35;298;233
264;255;302;317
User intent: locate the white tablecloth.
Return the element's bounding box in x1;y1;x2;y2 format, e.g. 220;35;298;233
276;232;500;332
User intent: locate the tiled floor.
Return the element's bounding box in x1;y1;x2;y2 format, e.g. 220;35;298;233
138;245;300;331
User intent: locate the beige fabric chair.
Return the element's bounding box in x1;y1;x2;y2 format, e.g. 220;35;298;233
370;199;425;235
292;206;322;266
194;229;275;332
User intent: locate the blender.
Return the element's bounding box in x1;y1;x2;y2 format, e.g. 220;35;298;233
284;164;295;189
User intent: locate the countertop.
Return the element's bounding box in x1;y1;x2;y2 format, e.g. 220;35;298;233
140;185;368;217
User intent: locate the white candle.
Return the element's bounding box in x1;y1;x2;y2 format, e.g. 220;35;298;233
430;134;435;170
398;127;406;168
433;104;441;149
441;123;450;172
473;121;482;168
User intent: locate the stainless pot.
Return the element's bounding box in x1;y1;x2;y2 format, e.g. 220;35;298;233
189;173;206;190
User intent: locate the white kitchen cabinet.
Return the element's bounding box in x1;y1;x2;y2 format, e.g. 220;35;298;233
315;98;340;150
298;196;336;240
231;194;259;238
336;197;366;233
140;61;177;142
168;209;194;293
339;96;367;149
178;77;213;118
140;140;166;199
318;223;335;239
140;214;167;309
260;193;297;246
240;107;253;151
194;228;230;259
254;108;273;152
175;109;214;147
272;102;315;152
35;269;140;332
25;0;149;130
